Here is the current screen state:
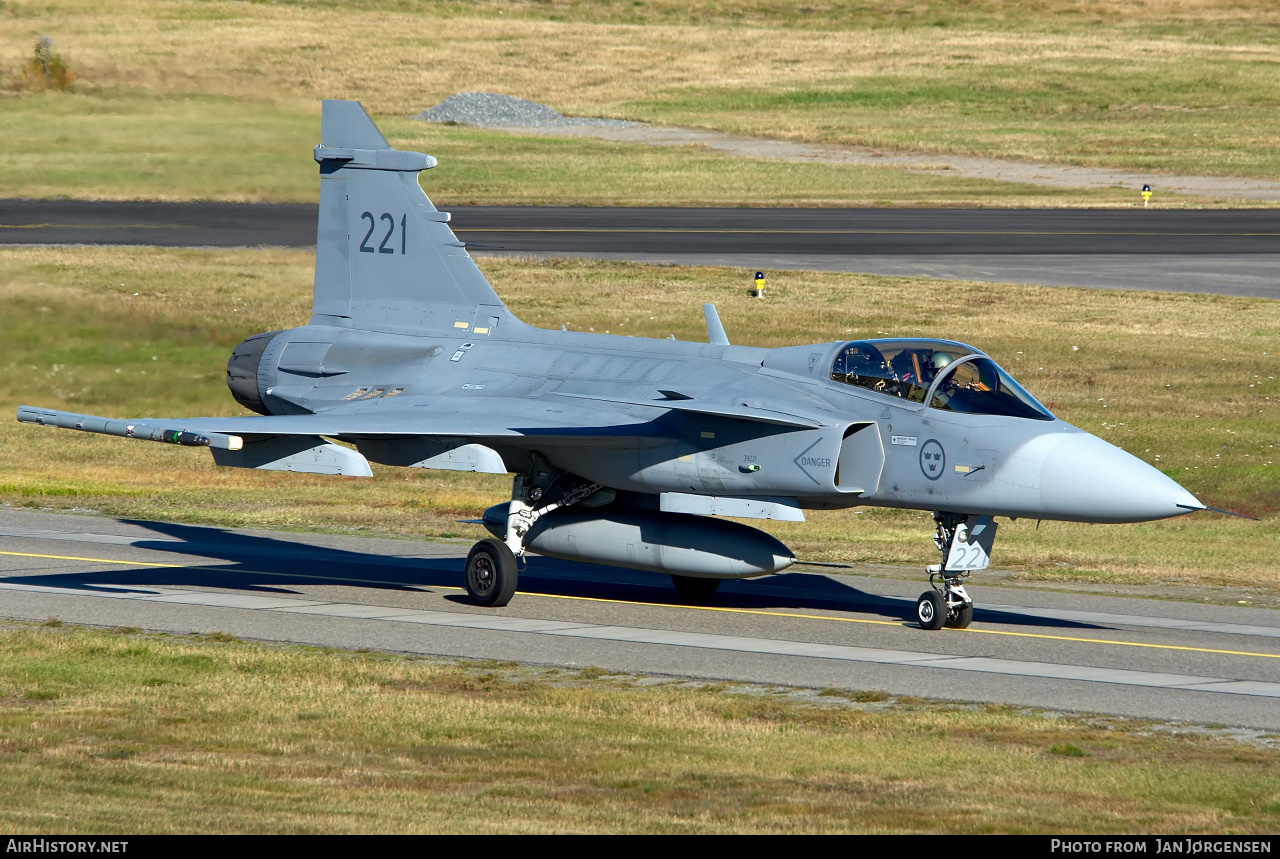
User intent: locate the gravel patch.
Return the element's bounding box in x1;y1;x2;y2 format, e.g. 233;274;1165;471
417;94;1280;203
416;92;637;129
478;118;1280;203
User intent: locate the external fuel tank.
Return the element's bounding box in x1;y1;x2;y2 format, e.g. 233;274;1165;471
482;503;795;579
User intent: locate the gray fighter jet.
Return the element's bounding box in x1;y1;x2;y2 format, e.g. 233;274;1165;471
17;101;1211;629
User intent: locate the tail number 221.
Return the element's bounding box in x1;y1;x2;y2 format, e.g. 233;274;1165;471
359;212;406;254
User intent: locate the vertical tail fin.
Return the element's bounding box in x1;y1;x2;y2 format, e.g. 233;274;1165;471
311;100;509;334
321;100;391;150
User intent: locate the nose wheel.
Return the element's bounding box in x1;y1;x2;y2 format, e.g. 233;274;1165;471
915;590;946;630
916;512;996;630
916;585;973;630
949;600;974;629
916;581;972;627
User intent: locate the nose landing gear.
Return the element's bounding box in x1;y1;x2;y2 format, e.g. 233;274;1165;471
915;511;996;630
915;575;975;630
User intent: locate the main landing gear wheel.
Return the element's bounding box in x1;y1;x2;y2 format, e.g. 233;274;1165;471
916;591;947;630
671;575;721;602
465;538;518;607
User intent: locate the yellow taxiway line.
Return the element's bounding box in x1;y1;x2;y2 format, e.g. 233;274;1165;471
1;548;1276;661
0;550;182;567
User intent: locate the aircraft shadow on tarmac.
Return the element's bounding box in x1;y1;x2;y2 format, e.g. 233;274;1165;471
2;519;1105;632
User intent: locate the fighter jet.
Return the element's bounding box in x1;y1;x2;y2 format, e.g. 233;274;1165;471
17;100;1211;630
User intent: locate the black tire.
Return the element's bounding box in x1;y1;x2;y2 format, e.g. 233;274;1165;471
465;538;518;607
671;575;721;601
916;590;946;630
946;602;974;629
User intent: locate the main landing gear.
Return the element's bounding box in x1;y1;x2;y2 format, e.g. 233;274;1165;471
915;511;997;630
463;453;602;606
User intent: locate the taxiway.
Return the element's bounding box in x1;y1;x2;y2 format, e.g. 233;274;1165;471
3;200;1277;298
1;509;1276;730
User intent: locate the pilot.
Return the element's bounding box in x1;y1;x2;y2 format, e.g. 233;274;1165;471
927;352;959;405
928;351;954;378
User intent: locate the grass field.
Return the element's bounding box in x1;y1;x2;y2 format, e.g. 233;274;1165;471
0;623;1276;834
1;246;1275;593
1;1;1279;203
0;90;1135;206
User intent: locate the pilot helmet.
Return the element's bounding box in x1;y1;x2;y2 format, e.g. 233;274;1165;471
929;351;955;372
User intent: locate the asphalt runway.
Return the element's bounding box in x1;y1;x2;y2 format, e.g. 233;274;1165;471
3;200;1278;297
456;207;1280;255
0;199;318;248
2;509;1277;730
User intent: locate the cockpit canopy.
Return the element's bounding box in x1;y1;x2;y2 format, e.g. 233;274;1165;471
831;340;974;404
830;339;1054;421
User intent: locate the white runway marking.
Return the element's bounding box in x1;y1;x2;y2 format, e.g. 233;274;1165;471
982;603;1280;641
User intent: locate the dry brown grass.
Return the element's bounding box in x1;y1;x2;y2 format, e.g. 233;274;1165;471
0;623;1276;834
1;1;1267;116
3;1;1280;181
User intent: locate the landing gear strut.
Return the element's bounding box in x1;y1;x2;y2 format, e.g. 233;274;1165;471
463;452;602;607
915;511;996;630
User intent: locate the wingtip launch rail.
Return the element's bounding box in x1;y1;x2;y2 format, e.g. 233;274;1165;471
17;406;243;451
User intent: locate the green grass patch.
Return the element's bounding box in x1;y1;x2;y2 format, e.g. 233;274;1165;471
630;56;1280;179
0;91;319;202
0;89;1133;206
820;688;892;703
0;623;1276;833
1048;743;1088;757
0;246;1276;589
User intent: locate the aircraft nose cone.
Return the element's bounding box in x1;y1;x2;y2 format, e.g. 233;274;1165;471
1040;433;1201;523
